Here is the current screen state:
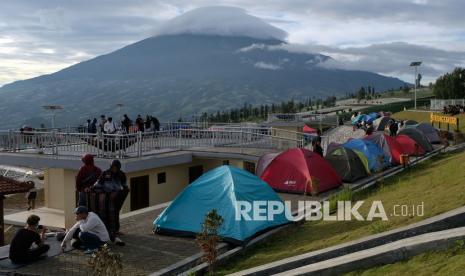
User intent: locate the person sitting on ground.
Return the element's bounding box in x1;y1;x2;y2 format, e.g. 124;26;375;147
76;154;102;207
9;215;50;263
61;206;110;254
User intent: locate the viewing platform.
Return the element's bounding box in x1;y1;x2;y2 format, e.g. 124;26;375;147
0;127;305;161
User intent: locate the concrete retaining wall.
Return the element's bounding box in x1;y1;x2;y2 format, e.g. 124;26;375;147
230;205;465;275
277;227;465;275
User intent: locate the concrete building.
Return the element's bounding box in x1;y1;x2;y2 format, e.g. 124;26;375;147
0;127;302;228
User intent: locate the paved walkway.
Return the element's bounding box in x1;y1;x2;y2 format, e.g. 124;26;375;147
7;191;322;275
16;207;199;275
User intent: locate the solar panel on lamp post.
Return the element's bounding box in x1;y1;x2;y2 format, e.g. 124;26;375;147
410;61;422;110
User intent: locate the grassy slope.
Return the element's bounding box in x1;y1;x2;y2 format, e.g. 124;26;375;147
346;246;465;276
393;111;465;132
218;151;465;274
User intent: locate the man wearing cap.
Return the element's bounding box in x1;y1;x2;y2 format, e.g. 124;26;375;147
61;206;110;253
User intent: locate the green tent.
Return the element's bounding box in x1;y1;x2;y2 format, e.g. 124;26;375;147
325;147;370;183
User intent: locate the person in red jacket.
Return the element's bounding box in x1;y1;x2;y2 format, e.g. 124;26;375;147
76;154;102;207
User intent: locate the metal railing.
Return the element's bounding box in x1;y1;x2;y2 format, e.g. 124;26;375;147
267;113;340;126
0;129;304;159
430;99;465;111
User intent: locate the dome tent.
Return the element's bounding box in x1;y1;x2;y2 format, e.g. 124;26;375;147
373;116;391;131
415;123;440;143
259;148;342;195
398;128;433;152
364;132;404;164
395;135;425;156
153;166;290;244
303;125;318;134
404;120;418;126
256;152;280;177
325;146;370;183
368;112;380;119
352;114;374;125
342;139;389;172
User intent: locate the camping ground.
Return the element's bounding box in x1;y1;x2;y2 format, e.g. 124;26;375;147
217;149;465;274
393;110;465;133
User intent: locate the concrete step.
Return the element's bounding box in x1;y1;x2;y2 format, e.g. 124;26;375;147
275;226;465;275
229;205;465;276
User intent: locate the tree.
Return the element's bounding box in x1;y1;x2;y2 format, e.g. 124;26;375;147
196;209;224;274
357;87;366;102
402;85;411;94
434;67;465;99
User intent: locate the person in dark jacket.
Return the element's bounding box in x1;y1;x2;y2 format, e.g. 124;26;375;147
9;215;49;263
135;115;144;132
145;115;152;132
121;114;132;134
312;140;324;157
88;118;97;134
91;160;128;246
389;120;398;137
99;115;107;133
76;154;102;207
151;116;160;131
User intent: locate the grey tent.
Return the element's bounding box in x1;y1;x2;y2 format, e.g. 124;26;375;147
373;116;391;131
325;147;369;183
256;152;279;177
325;142;341;156
398;128;433;152
404;120;418;126
415;123;440;143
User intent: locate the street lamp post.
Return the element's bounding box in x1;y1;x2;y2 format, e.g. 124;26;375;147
410;61;422;110
42;105;63;129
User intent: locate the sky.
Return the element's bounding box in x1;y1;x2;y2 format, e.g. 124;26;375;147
1;0;465;87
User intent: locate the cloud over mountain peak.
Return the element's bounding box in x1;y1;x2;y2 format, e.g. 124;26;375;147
153;6;287;41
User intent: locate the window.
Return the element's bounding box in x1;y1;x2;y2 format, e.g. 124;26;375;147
157;172;166;184
223;160;230;166
244;161;256;174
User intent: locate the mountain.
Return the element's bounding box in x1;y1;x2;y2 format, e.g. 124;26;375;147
0;7;406;129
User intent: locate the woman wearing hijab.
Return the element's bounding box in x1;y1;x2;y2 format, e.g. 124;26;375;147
75;154;102;207
90;160;128;246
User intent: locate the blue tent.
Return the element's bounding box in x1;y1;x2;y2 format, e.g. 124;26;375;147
153;166;290;244
368;112;380;119
342;139;389;172
352;114;375;125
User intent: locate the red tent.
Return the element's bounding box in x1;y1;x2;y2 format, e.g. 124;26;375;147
259;148;342;195
303;125;318;134
395;134;425;156
364;132;404;164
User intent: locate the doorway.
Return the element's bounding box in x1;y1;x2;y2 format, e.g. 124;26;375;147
189;165;204;183
130;175;149;211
